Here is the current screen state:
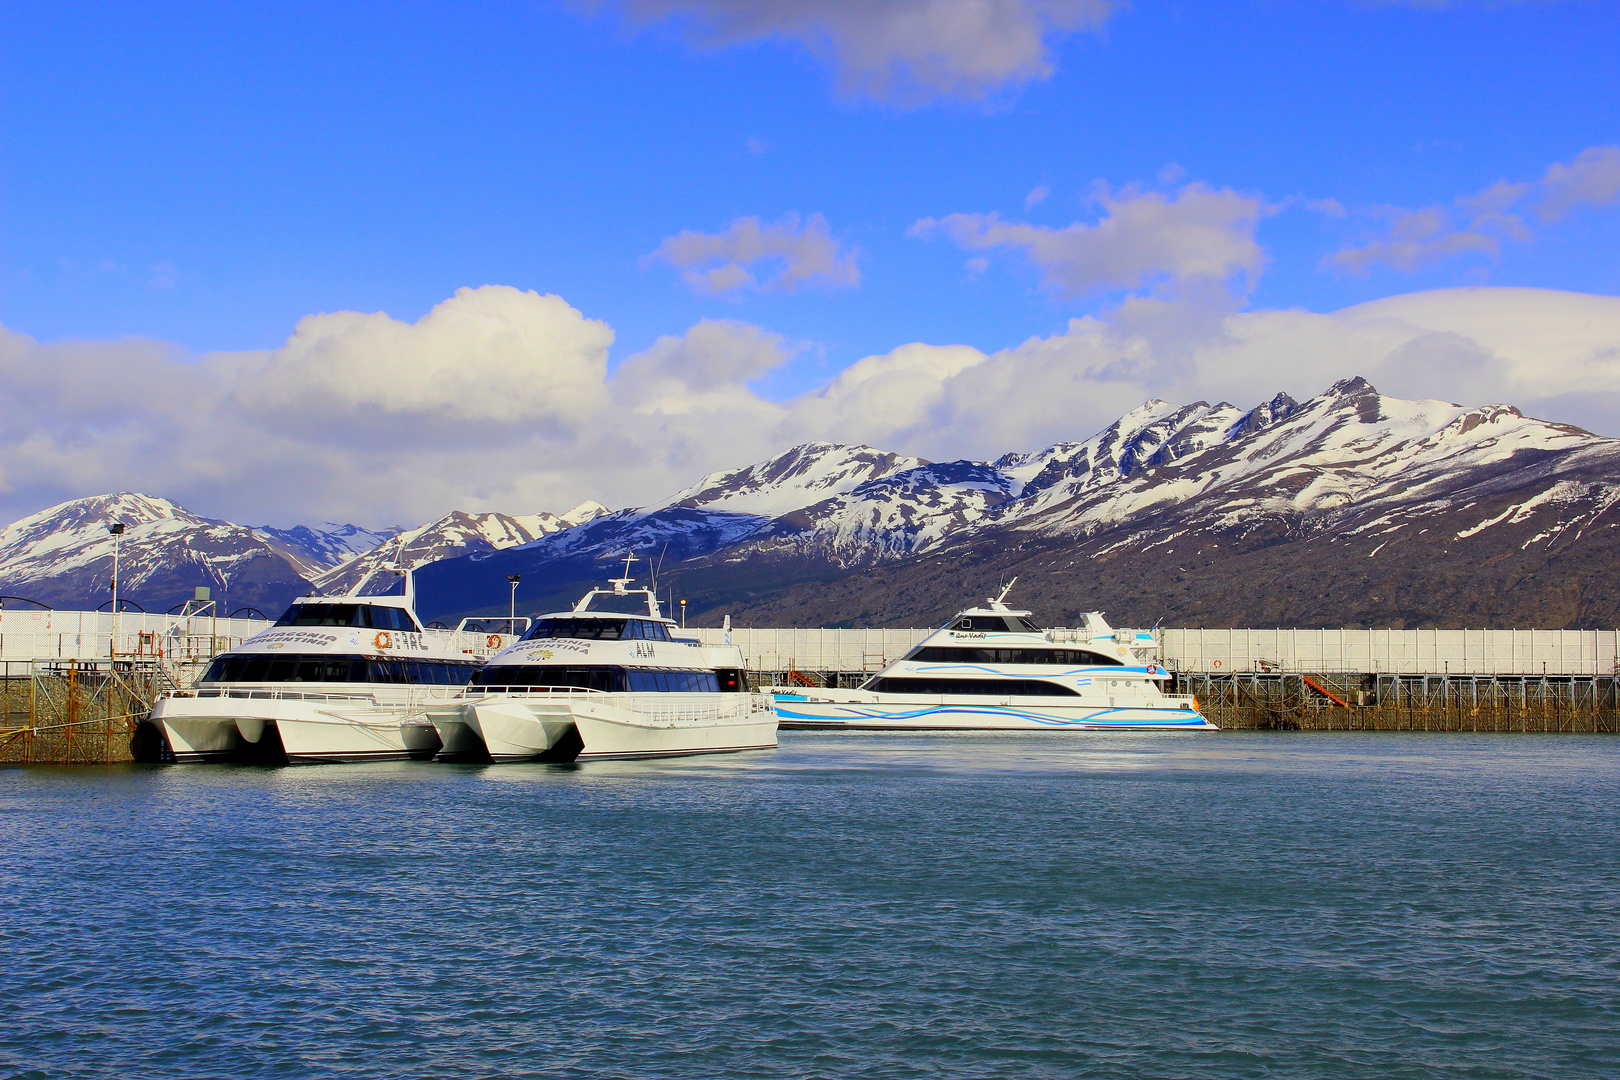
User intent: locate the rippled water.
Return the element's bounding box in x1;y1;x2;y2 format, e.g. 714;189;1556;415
4;732;1619;1079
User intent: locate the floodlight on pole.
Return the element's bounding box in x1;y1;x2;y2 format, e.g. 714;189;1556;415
108;522;125;656
680;598;687;630
508;574;521;626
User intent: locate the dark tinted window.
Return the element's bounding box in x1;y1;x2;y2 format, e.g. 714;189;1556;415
199;653;477;684
715;668;748;693
472;664;721;692
867;677;1077;697
620;619;675;641
906;646;1121;666
472;665;626;691
524;618;629;641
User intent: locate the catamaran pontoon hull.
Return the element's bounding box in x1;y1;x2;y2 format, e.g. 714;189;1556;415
440;691;778;762
153;692;443;763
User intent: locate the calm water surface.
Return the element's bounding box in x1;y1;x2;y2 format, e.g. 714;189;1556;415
3;732;1618;1079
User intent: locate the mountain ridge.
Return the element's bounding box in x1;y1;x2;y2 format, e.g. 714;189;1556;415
4;377;1615;629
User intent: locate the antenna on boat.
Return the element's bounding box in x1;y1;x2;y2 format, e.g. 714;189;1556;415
609;550;638;595
650;543;667;595
988;576;1018;609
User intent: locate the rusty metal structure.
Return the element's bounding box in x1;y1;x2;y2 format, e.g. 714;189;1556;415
0;660;181;764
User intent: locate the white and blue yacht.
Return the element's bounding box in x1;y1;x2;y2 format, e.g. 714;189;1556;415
769;581;1214;731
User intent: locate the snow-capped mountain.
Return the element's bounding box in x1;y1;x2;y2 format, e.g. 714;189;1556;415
254;522;401;576
416;378;1620;629
0;495;609;615
313;502;609;595
8;378;1616;628
0;494;315;614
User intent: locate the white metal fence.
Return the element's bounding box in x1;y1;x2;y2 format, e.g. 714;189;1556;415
0;609;272;663
9;610;1613;677
1160;628;1620;676
692;626;1620;677
690;628;933;673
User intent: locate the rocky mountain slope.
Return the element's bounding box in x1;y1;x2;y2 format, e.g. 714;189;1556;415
7;378;1614;628
415;378;1620;629
0;495;607;615
313;503;608;595
0;494;320;614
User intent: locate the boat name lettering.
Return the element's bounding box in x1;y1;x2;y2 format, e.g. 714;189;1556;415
632;641;657;659
950;632;988;639
257;631;339;647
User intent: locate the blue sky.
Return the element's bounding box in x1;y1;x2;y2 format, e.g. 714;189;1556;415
1;1;1618;526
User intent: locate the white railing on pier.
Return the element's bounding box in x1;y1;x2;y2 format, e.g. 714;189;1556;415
692;626;1620;677
689;628;933;673
1161;628;1620;677
0;609;273;663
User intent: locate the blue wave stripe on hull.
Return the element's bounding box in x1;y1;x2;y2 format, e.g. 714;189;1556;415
772;704;1210;728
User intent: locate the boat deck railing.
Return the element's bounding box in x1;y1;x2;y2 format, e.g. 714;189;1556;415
463;687;774;724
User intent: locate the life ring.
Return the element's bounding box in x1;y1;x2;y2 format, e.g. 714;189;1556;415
1212;659;1222;668
487;633;501;649
373;631;392;649
1147;664;1161;676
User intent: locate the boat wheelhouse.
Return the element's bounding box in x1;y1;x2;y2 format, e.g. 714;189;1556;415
430;557;775;762
768;580;1214;731
151;561;517;763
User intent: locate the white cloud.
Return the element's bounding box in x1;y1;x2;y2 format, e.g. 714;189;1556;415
4;284;1620;531
596;0;1116;103
912;182;1268;300
644;213;860;295
235;286;613;429
1327;145;1620;274
1024;185;1050;208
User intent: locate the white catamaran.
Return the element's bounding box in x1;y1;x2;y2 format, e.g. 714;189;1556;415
768;580;1215;732
151;561;515;763
429;557;777;762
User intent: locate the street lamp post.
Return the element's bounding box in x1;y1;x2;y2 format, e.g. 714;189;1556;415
107;522;125;657
508;574;521;628
680;598;687;630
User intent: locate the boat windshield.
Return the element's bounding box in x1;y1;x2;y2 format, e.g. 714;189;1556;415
275;603;420;632
524;617;672;642
907;646;1121;666
950;615;1041;632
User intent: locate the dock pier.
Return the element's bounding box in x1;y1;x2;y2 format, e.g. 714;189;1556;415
5;616;1619;762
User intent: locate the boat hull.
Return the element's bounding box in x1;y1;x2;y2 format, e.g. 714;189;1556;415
770;691;1216;731
448;692;778;761
152;692;446;764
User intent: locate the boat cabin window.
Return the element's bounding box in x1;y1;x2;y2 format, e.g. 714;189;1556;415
524;617;668;641
470;664;719;692
951;615;1041;632
200;654;476;685
864;676;1078;697
906;646;1122;666
274;603;420;632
